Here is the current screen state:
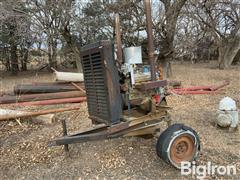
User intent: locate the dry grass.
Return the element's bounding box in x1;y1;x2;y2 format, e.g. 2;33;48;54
0;63;239;179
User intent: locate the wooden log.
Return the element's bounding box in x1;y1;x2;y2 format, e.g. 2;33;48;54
32;114;55;124
1;97;86;107
0;91;86;104
14;83;85;94
0;107;80;121
54;71;84;82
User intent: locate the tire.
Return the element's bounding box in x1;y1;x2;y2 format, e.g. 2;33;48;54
156;123;200;169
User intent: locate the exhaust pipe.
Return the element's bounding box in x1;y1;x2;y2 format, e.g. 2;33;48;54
115;13;123;64
144;0;156;81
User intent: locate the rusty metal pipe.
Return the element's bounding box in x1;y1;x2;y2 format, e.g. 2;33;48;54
14;83;85;94
0;91;85;104
0;97;87;107
115;13;123;64
144;0;156;81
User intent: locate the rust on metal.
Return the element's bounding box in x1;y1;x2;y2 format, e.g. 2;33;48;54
128;110;167;126
170;135;196;165
1;97;86;107
209;81;230;91
123;122;160;137
14;83;85;94
144;0;156;81
81;41;122;125
71;82;86;93
49;109;170;146
71;124;108;136
0;91;85;104
135;80;167;91
61;119;69;153
48;131;109;146
107;122;129;134
171;90;216;95
170;81;230;95
115;13;123;64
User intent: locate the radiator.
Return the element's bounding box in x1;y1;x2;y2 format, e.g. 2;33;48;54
81;41;122;125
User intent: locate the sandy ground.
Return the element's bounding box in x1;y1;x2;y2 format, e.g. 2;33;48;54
0;63;239;180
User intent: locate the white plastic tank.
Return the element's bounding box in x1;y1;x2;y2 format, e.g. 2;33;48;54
123;46;142;64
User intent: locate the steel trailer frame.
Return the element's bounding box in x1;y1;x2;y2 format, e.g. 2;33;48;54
49;108;172;151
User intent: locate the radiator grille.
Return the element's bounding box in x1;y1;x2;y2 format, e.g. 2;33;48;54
81;41;122;124
82;52;109;120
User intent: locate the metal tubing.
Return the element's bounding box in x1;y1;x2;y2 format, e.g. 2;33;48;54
171;81;230;92
61;120;69;153
48;131;109;146
115;13;123;64
0;91;86;104
144;0;156;81
209;81;230;91
171;90;216;95
1;97;86;107
14;83;85;95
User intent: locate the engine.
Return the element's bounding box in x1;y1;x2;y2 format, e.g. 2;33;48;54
81;40;168;125
119;46;167;113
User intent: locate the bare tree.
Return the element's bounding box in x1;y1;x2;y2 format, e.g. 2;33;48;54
28;0;62;69
28;0;84;71
77;0;146;46
155;0;187;77
58;0;83;72
0;0;32;74
2;0;239;74
189;0;240;69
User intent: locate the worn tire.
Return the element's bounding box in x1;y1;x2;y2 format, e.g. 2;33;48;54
156;123;200;169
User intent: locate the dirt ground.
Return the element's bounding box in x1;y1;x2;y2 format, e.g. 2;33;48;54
0;63;239;180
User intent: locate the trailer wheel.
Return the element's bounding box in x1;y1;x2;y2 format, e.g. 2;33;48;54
156;124;200;169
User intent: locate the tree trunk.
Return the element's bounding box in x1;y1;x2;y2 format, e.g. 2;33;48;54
52;39;57;68
47;36;58;69
10;44;19;75
218;41;240;69
232;50;240;65
8;21;19;74
159;57;172;78
6;58;11;71
61;25;82;72
20;48;28;71
218;30;240;69
157;0;187;78
3;48;11;71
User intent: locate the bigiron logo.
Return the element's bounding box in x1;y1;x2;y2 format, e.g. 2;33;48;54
181;161;237;179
